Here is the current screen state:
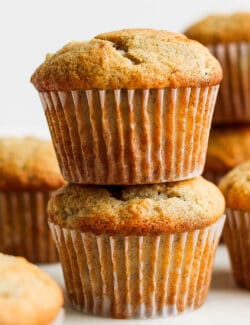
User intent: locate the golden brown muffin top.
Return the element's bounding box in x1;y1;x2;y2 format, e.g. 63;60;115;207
0;137;65;191
31;29;222;91
205;126;250;173
48;177;225;235
185;12;250;44
0;253;63;325
219;161;250;211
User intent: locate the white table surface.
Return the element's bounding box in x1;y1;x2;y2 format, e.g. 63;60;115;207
41;245;250;325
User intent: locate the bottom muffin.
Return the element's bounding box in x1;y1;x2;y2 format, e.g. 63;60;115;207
48;177;225;318
219;161;250;290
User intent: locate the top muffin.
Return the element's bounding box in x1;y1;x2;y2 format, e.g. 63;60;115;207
31;29;222;91
185;12;250;44
0;137;64;191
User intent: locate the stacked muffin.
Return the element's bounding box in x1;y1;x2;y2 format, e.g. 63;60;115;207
31;29;225;318
185;12;250;184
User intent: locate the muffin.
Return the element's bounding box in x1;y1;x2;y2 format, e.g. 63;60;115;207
219;161;250;289
31;29;222;185
0;137;65;263
0;253;63;325
185;12;250;124
204;126;250;184
48;177;225;318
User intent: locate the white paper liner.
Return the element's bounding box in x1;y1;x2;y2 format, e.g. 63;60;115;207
208;42;250;124
49;216;225;318
223;209;250;289
39;86;219;184
0;191;58;263
203;171;225;185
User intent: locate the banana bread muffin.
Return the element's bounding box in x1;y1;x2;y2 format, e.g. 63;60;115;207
0;253;63;325
204;126;250;183
185;12;250;124
32;28;222;185
49;177;225;318
0;137;65;263
219;161;250;289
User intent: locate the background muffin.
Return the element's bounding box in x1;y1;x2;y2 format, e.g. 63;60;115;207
204;126;250;184
219;161;250;289
0;253;63;325
49;177;225;318
185;12;250;124
0;136;65;263
32;28;222;185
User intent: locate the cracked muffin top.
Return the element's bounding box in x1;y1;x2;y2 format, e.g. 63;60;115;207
219;161;250;211
205;126;250;173
0;137;65;191
0;253;63;325
185;12;250;44
31;29;222;91
48;176;225;235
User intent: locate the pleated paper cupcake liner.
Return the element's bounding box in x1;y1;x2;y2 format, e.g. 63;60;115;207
223;209;250;289
208;42;250;124
49;216;225;319
0;191;58;263
39;86;219;185
203;171;225;185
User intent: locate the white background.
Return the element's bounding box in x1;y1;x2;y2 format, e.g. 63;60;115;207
0;0;250;138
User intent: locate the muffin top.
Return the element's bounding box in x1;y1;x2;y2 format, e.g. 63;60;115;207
0;137;64;191
31;29;222;91
0;253;63;325
205;126;250;173
185;12;250;44
48;177;225;235
219;161;250;211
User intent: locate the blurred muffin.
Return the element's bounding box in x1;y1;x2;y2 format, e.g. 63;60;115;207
31;29;222;185
219;161;250;289
185;12;250;124
204;126;250;184
0;137;65;263
48;177;225;318
0;253;63;325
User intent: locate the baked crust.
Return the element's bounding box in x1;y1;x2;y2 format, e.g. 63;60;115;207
0;253;63;325
185;12;250;44
0;137;65;191
205;126;250;173
48;177;225;235
31;29;222;91
219;161;250;211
